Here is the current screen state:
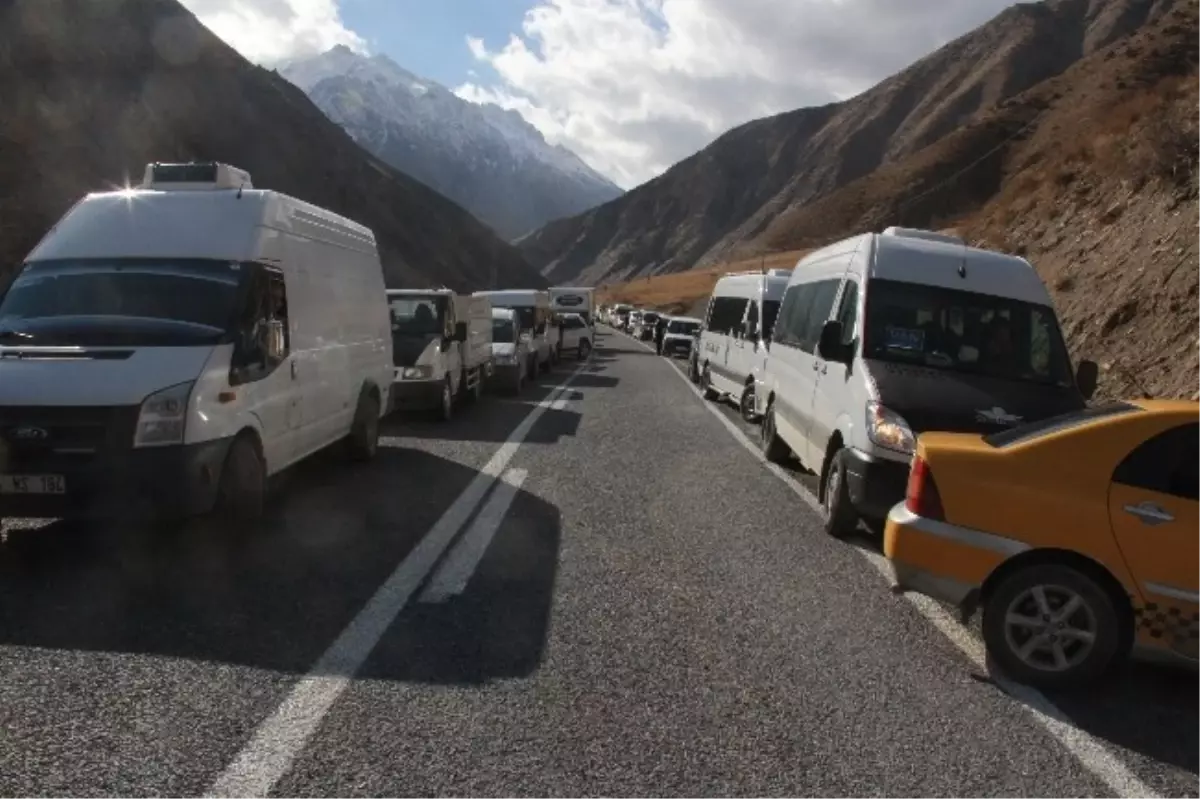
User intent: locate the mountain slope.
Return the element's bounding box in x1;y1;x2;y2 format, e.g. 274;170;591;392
0;0;545;293
519;0;1187;286
280;47;623;241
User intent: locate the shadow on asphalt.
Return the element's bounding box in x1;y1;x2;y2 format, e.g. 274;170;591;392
0;441;562;685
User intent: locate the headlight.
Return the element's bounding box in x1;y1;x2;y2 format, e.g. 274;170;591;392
133;381;193;448
401;366;433;380
865;401;915;454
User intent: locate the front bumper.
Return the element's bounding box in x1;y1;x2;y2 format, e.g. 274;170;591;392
841;447;911;521
0;436;233;521
390;377;443;410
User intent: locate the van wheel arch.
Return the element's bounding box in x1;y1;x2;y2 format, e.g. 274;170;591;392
979;548;1135;657
819;433;845;502
215;429;267;522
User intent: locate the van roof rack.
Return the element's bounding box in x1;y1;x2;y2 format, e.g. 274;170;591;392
140;161;253;191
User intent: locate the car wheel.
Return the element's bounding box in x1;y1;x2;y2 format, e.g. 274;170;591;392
739;383;758;423
982;563;1124;689
214;435;265;523
760;401;791;465
821;449;858;539
700;366;719;400
346;391;381;462
436;376;454;421
579;339;592;359
687;354;700;384
470;370;484;402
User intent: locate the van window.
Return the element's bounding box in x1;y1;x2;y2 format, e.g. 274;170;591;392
707;296;749;335
762;300;781;340
389;295;447;337
775;279;839;353
835;281;859;345
0;258;246;346
232;265;289;376
667;319;700;335
863;278;1074;387
492;318;515;343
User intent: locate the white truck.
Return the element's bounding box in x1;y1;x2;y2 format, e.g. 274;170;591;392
387;289;493;421
549;286;595;328
474;289;557;376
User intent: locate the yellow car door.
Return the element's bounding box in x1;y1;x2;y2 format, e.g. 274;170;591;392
1107;420;1199;660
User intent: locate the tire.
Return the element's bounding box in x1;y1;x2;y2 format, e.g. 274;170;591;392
471;370;484;402
435;376;453;422
214;435;265;523
821;449;858;539
760;402;791;465
982;563;1124;689
687;354;700;384
700;366;719;401
347;391;381;462
739;383;758;423
579;339;592;359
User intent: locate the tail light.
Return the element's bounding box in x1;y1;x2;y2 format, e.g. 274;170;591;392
905;454;944;520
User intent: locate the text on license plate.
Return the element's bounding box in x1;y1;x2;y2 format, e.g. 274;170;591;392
0;475;67;495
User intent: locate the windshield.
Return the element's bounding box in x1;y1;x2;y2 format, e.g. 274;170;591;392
863;279;1074;387
389;295;447;336
668;320;700;335
0;258;245;345
492;319;515;343
643;313;660;324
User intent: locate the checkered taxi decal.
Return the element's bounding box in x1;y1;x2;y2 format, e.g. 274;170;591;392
1133;601;1200;656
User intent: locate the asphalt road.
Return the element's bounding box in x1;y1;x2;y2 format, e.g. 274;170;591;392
0;327;1195;797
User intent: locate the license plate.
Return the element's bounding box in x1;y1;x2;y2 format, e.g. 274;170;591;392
0;474;66;495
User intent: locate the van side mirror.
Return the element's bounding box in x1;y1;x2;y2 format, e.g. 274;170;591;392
454;321;468;342
1076;359;1099;400
817;319;850;363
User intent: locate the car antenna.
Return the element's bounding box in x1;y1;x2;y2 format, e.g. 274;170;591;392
237;180;245;199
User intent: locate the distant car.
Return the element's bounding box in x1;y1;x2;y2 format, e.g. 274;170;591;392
635;311;661;341
662;316;702;359
556;312;593;359
886;398;1199;688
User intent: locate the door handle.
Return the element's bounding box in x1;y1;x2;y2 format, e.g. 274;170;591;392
1123;501;1174;525
812;361;820;371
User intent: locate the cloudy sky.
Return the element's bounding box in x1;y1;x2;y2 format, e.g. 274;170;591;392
178;0;1018;189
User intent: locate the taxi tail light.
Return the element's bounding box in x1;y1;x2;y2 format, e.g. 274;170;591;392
905;455;945;521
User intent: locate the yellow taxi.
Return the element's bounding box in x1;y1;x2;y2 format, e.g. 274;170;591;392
884;399;1198;688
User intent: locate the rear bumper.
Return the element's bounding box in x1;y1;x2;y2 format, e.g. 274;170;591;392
841;447;910;521
662;337;692;357
0;437;232;521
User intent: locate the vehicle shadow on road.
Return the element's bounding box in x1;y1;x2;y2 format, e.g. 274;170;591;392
0;444;559;684
357;484;562;685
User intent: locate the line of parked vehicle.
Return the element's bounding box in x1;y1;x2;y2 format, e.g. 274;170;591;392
0;161;594;529
600;225;1198;690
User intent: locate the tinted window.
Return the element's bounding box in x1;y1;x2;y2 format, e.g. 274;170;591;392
491;319;514;343
667;320;700;335
863;278;1074;387
798;280;841;354
707;296;749;335
389;296;447;336
1113;422;1199;500
772;283;810;348
762;300;781;340
983;402;1139;447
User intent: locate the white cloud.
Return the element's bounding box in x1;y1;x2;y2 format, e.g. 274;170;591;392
178;0;365;65
456;0;1018;189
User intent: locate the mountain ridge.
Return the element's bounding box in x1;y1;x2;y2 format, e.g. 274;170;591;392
280;47;623;240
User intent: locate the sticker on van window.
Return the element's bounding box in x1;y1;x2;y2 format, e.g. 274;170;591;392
883;325;925;352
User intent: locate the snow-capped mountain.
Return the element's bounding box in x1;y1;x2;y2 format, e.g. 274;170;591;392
280;46;623;240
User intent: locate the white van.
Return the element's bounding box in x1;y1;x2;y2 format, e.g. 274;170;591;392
489;307;533;393
0;162;393;524
387;289;492;420
474;289;557;374
756;227;1098;538
697;270;791;421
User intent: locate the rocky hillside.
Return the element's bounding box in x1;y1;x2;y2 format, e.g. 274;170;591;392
281;47;623;241
519;0;1193;288
0;0;545;292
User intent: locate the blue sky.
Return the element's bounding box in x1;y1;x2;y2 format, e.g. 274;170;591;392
339;0;530;89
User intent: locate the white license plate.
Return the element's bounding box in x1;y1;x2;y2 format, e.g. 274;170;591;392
0;474;67;495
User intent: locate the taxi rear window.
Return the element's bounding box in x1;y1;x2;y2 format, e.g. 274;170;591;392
983;402;1139;447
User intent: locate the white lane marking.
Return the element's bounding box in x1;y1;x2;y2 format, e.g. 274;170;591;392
207;368;585;799
419;468;528;604
628;333;1159;799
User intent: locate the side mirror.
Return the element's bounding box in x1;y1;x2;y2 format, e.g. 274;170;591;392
454;321;468;342
1076;359;1099;400
817;319;849;363
264;319;286;363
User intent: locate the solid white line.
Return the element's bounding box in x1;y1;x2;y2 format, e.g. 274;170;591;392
207;368;585;799
633;333;1158;799
419;468;528;604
